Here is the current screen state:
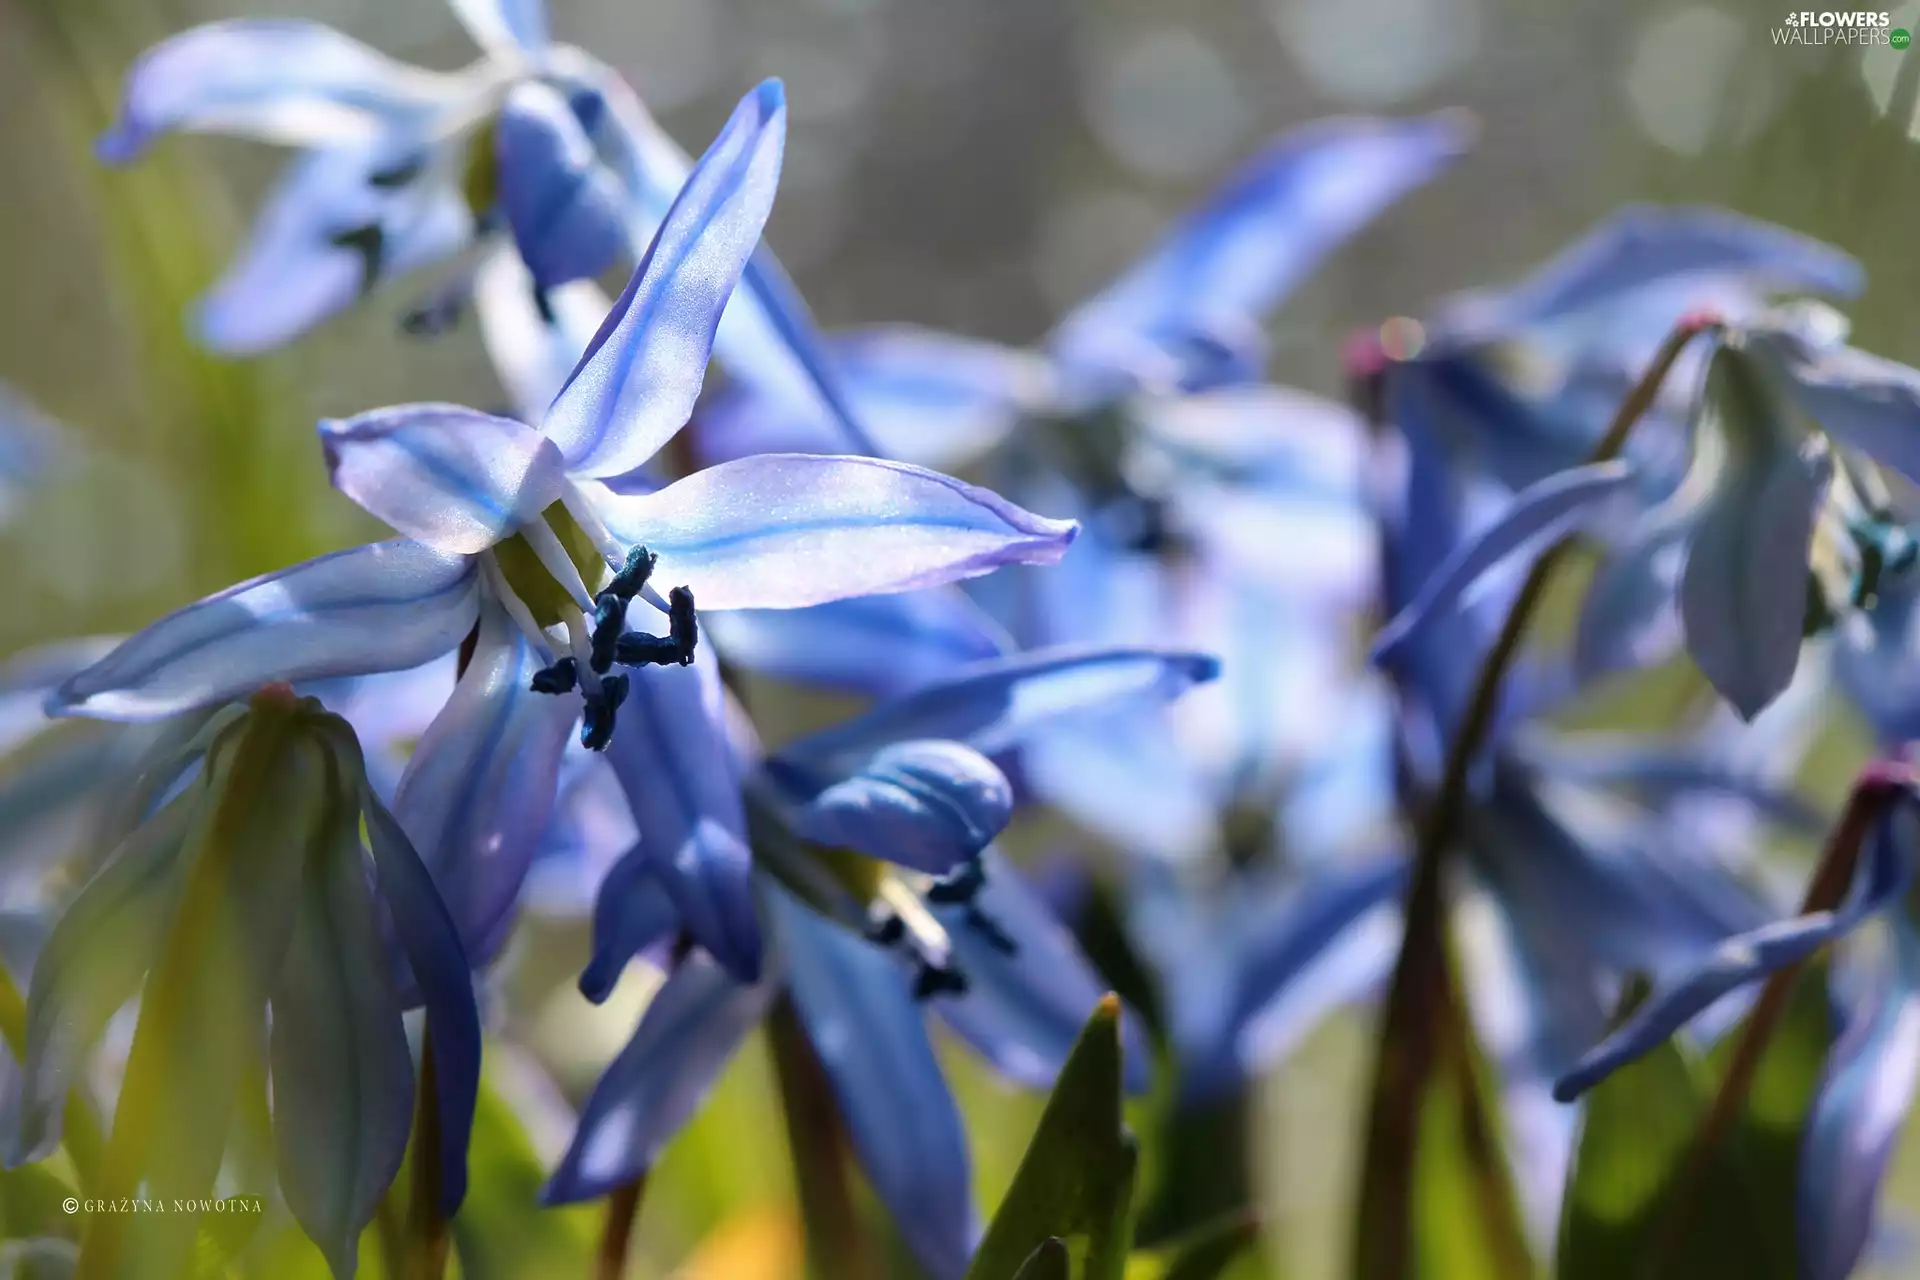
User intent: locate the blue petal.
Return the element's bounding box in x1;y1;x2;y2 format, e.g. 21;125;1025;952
391;604;575;971
1840;577;1920;747
50;540;480;721
697;326;1052;470
1552;808;1912;1102
929;851;1154;1096
704;589;1012;697
1371;460;1640;666
524;749;639;918
269;829;415;1279
6;798;193;1166
473;249;613;424
1431;205;1863;346
96;19;457;162
447;0;548;56
320;405;570;554
1516;734;1826;834
0;384;66;525
1799;923;1920;1280
602;647;763;982
797;741;1012;875
783;646;1220;766
592;454;1078;610
0;638;121;756
194;141;472;354
362;789;482;1214
579;845;678;1004
1572;521;1688;685
1049;112;1472;390
773;891;976;1280
1756;327;1920;489
542;954;772;1204
495;83;628;291
541;80;786;478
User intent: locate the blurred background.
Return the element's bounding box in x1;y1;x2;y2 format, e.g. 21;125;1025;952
3;0;1920;1274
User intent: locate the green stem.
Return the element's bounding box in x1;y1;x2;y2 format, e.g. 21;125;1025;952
594;1175;647;1280
767;997;880;1280
0;963;104;1195
405;1030;452;1280
1352;316;1717;1280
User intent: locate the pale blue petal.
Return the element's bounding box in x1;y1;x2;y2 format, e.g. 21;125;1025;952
774;891;976;1279
579;846;678;1004
592;454;1077;610
541;81;785;478
391;604;575;971
1432;205;1862;346
49;540;480;721
1018;713;1221;867
542;955;772;1203
797;741;1012;875
1371;460;1640;666
930;851;1153;1096
523;750;639;919
473;248;612;424
194;142;472;354
96;20;457;162
362;790;482;1213
269;832;414;1280
703;589;1012;697
1552;808;1911;1102
320;405;570;554
784;646;1220;766
1799;925;1920;1280
1757;329;1920;488
1050;112;1471;389
1516;735;1826;834
447;0;547;57
602;648;762;982
495;82;628;290
1679;438;1832;720
0;638;121;757
1572;521;1688;684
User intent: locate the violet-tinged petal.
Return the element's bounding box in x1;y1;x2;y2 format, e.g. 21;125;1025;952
930;851;1153;1096
1432;205;1862;347
602;648;762;982
1552;810;1911;1102
194;142;471;354
6;798;192;1166
1018;714;1221;867
784;646;1220;767
1799;924;1920;1280
391;604;574;971
1516;735;1826;834
773;891;976;1279
1050;112;1472;389
269;829;414;1280
320;405;570;554
447;0;548;57
542;954;772;1203
1371;460;1639;666
96;19;457;162
1572;520;1688;685
579;845;678;1004
1754;328;1920;490
593;454;1077;610
703;589;1012;697
523;749;639;918
473;247;612;424
541;80;785;478
50;540;480;721
362;788;481;1214
798;741;1012;876
495;82;628;291
698;326;1051;470
0;637;121;756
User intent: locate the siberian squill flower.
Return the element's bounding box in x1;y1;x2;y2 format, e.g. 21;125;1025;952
7;687;480;1279
48;84;1077;990
543;646;1207;1279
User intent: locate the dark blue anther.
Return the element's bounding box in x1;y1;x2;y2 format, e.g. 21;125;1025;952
912;962;969;1002
925;859;986;905
668;587;697;666
580;673;631;752
607;546;657;601
530;656;578;695
864;912;907;947
590;591;628;674
610;582;700;668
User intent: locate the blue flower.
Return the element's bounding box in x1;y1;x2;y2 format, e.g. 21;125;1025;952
47;85;1077;990
544;647;1211;1279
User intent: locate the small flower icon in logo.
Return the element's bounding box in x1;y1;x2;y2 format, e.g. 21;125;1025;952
1894;26;1913;47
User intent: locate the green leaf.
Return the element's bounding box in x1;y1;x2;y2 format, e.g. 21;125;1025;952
966;995;1138;1280
447;1067;597;1280
1126;1211;1264;1280
1410;1008;1531;1280
1012;1238;1073;1280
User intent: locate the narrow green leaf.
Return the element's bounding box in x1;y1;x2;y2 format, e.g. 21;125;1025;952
1411;1009;1531;1280
966;995;1138;1280
1012;1237;1073;1280
447;1069;597;1280
1126;1211;1264;1280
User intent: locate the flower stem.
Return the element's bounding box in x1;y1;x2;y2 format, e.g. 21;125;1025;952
594;1175;648;1280
767;996;881;1280
1649;761;1912;1274
1352;315;1717;1280
406;1029;453;1280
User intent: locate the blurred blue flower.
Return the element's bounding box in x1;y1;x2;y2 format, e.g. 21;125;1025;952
0;385;66;529
46;86;1077;993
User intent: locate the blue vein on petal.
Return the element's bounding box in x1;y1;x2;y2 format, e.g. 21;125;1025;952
625;670;707;840
332;420;518;526
86;554;477;692
648;513;1048;556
